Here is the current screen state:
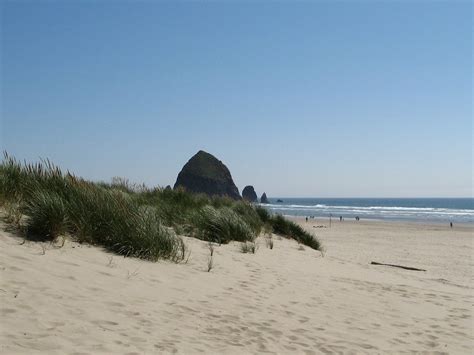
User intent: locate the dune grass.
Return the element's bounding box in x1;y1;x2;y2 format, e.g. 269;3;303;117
0;153;185;261
0;152;322;261
268;214;322;250
240;241;257;254
265;235;274;249
25;190;69;241
192;205;256;244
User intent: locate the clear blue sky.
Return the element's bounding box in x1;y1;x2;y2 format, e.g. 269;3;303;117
1;0;472;197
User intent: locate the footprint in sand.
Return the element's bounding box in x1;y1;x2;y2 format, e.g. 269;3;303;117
92;320;119;328
0;308;16;315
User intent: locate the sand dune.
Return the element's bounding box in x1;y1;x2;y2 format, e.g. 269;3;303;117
1;219;472;354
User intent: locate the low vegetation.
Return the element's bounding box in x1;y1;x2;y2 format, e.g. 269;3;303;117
240;241;257;254
270;214;321;250
0;153;322;262
265;235;274;249
206;255;214;272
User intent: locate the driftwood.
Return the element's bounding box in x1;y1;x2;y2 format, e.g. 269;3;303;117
370;261;426;272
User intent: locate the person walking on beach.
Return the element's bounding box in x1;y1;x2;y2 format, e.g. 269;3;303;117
450;222;453;228
306;217;308;222
339;216;342;222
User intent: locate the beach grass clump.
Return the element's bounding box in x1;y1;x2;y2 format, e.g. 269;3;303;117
271;214;291;235
255;205;271;223
65;186;186;261
206;255;214;272
231;200;263;235
25;190;69;241
151;190;264;246
192;205;255;244
208;241;215;256
151;187;209;227
265;235;274;249
240;241;257;254
286;220;321;250
269;214;321;251
0;153;75;204
209;195;235;209
0;154;186;262
2;201;23;230
114;207;186;261
262;222;273;235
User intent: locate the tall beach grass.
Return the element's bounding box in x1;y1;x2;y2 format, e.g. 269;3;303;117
0;152;322;261
0;153;185;261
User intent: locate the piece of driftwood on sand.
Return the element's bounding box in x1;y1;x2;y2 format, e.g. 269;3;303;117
370;261;426;272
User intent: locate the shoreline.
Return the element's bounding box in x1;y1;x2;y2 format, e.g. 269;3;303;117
258;197;474;225
285;214;474;229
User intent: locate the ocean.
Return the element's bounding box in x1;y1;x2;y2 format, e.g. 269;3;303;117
260;198;474;223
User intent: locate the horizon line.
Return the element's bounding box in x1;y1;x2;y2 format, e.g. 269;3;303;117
267;196;473;199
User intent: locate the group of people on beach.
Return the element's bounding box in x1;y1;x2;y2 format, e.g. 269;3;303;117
305;216;455;228
305;215;361;222
339;216;360;221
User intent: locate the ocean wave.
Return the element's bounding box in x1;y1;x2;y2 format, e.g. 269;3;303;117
262;204;473;214
263;203;328;208
262;204;474;221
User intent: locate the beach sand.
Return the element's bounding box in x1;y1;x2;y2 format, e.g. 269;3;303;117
1;218;472;354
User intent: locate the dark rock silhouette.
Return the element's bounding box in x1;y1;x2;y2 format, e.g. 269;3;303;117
174;150;241;199
165;185;172;190
242;186;258;202
276;199;283;203
260;192;269;204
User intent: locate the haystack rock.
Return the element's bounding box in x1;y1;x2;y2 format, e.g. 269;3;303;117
260;192;269;204
174;150;241;199
242;185;258;202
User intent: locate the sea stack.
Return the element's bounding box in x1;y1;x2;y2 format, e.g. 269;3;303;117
260;192;269;204
174;150;241;199
242;186;258;202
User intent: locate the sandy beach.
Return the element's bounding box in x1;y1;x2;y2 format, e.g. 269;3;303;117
1;218;472;354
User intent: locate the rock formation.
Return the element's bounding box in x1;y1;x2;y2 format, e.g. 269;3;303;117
174;150;241;199
242;186;258;202
260;192;269;204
